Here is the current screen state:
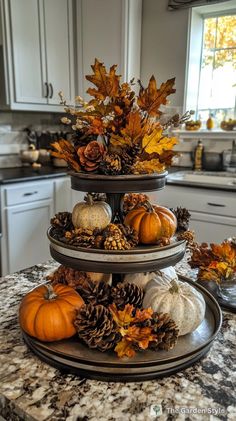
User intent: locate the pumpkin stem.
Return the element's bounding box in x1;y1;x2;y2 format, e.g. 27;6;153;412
45;284;58;300
86;194;94;206
169;278;179;294
142;200;154;213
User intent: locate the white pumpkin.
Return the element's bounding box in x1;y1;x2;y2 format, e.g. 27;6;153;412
86;272;112;285
72;194;112;230
123;267;177;290
143;273;206;336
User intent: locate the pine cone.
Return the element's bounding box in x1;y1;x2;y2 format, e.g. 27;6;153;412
111;282;144;309
177;230;196;248
120;151;134;174
123;193;150;214
117;224;139;248
104;231;131;250
100;153;122;175
74;304;120;351
156;237;171;247
149;312;179;351
170;207;191;232
50;212;74;239
62;228;96;248
47;265;91;289
76;279;111;306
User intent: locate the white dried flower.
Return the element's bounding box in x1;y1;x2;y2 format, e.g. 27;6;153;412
61;117;71;125
85;105;95;112
75;95;84;104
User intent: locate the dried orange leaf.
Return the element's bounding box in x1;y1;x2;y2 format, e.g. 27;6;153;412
138;76;176;117
131;158;166;174
114;338;136;358
86;58;121;100
109;304;134;328
132;308;153;323
142;128;178;156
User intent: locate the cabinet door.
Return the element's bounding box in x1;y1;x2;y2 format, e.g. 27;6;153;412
190;212;236;243
44;0;75;105
54;176;72;212
6;199;53;274
77;0;142;98
9;0;47;104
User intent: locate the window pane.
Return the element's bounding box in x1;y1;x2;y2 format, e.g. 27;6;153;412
216;16;236;48
211;49;236;109
198;52;214;110
203;18;216;49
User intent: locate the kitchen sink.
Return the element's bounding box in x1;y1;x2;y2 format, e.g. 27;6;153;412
167;171;236;187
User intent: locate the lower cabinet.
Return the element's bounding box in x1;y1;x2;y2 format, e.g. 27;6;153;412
5;199;53;273
0;175;87;276
149;185;236;243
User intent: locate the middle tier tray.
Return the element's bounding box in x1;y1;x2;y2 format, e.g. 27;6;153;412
48;228;186;273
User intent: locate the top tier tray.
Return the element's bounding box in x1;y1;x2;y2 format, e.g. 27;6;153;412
70;171;168;193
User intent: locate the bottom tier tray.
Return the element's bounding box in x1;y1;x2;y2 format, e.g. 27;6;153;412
22;277;222;381
48;228;186;273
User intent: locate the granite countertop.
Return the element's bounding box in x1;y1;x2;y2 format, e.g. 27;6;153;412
0;259;235;421
0;167;68;184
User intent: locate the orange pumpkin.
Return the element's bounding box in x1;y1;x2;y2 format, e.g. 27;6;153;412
124;202;177;244
19;283;84;342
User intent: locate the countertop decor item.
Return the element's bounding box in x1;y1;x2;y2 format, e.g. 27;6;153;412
20;144;39;165
51;58;193;176
189;238;236;312
1;259;234;420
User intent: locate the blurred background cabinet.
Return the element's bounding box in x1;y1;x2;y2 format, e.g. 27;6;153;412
0;0;75;111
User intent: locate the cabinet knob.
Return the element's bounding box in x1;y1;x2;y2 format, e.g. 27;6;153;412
49;83;53;99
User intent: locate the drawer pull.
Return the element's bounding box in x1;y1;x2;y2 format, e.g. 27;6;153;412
207;202;226;207
23;191;38;197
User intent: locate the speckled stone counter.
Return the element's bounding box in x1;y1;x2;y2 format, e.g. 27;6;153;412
0;260;235;421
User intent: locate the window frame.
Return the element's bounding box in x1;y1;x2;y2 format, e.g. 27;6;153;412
184;1;236;116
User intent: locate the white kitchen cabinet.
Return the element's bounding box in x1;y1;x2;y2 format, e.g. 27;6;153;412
6;199;53;273
0;175;86;276
0;0;75;111
76;0;142;98
149;185;236;243
1;179;54;275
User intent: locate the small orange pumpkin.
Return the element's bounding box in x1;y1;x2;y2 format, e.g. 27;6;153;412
124;202;177;244
19;283;84;342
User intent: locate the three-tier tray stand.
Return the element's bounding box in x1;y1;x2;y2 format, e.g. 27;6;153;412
23;172;222;382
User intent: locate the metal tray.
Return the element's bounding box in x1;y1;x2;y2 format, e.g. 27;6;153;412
22;277;222;381
69;171;168;193
48;228;186;273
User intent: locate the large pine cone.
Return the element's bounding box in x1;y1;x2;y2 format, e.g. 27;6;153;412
117;224;139;248
170;207;191;232
103;224;131;250
111;282;144;309
74;304;120;351
50;212;74;239
100;153;122;175
76;279;111;306
47;265;91;289
77;141;105;172
62;228;96;248
149;312;179;351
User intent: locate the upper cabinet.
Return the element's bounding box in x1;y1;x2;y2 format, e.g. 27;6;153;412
0;0;142;111
76;0;142;98
0;0;75;111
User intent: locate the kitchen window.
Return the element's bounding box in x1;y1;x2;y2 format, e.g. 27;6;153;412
184;1;236;125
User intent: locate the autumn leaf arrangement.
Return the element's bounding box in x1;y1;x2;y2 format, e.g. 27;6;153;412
189;238;236;284
51;58;193;175
73;280;179;358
